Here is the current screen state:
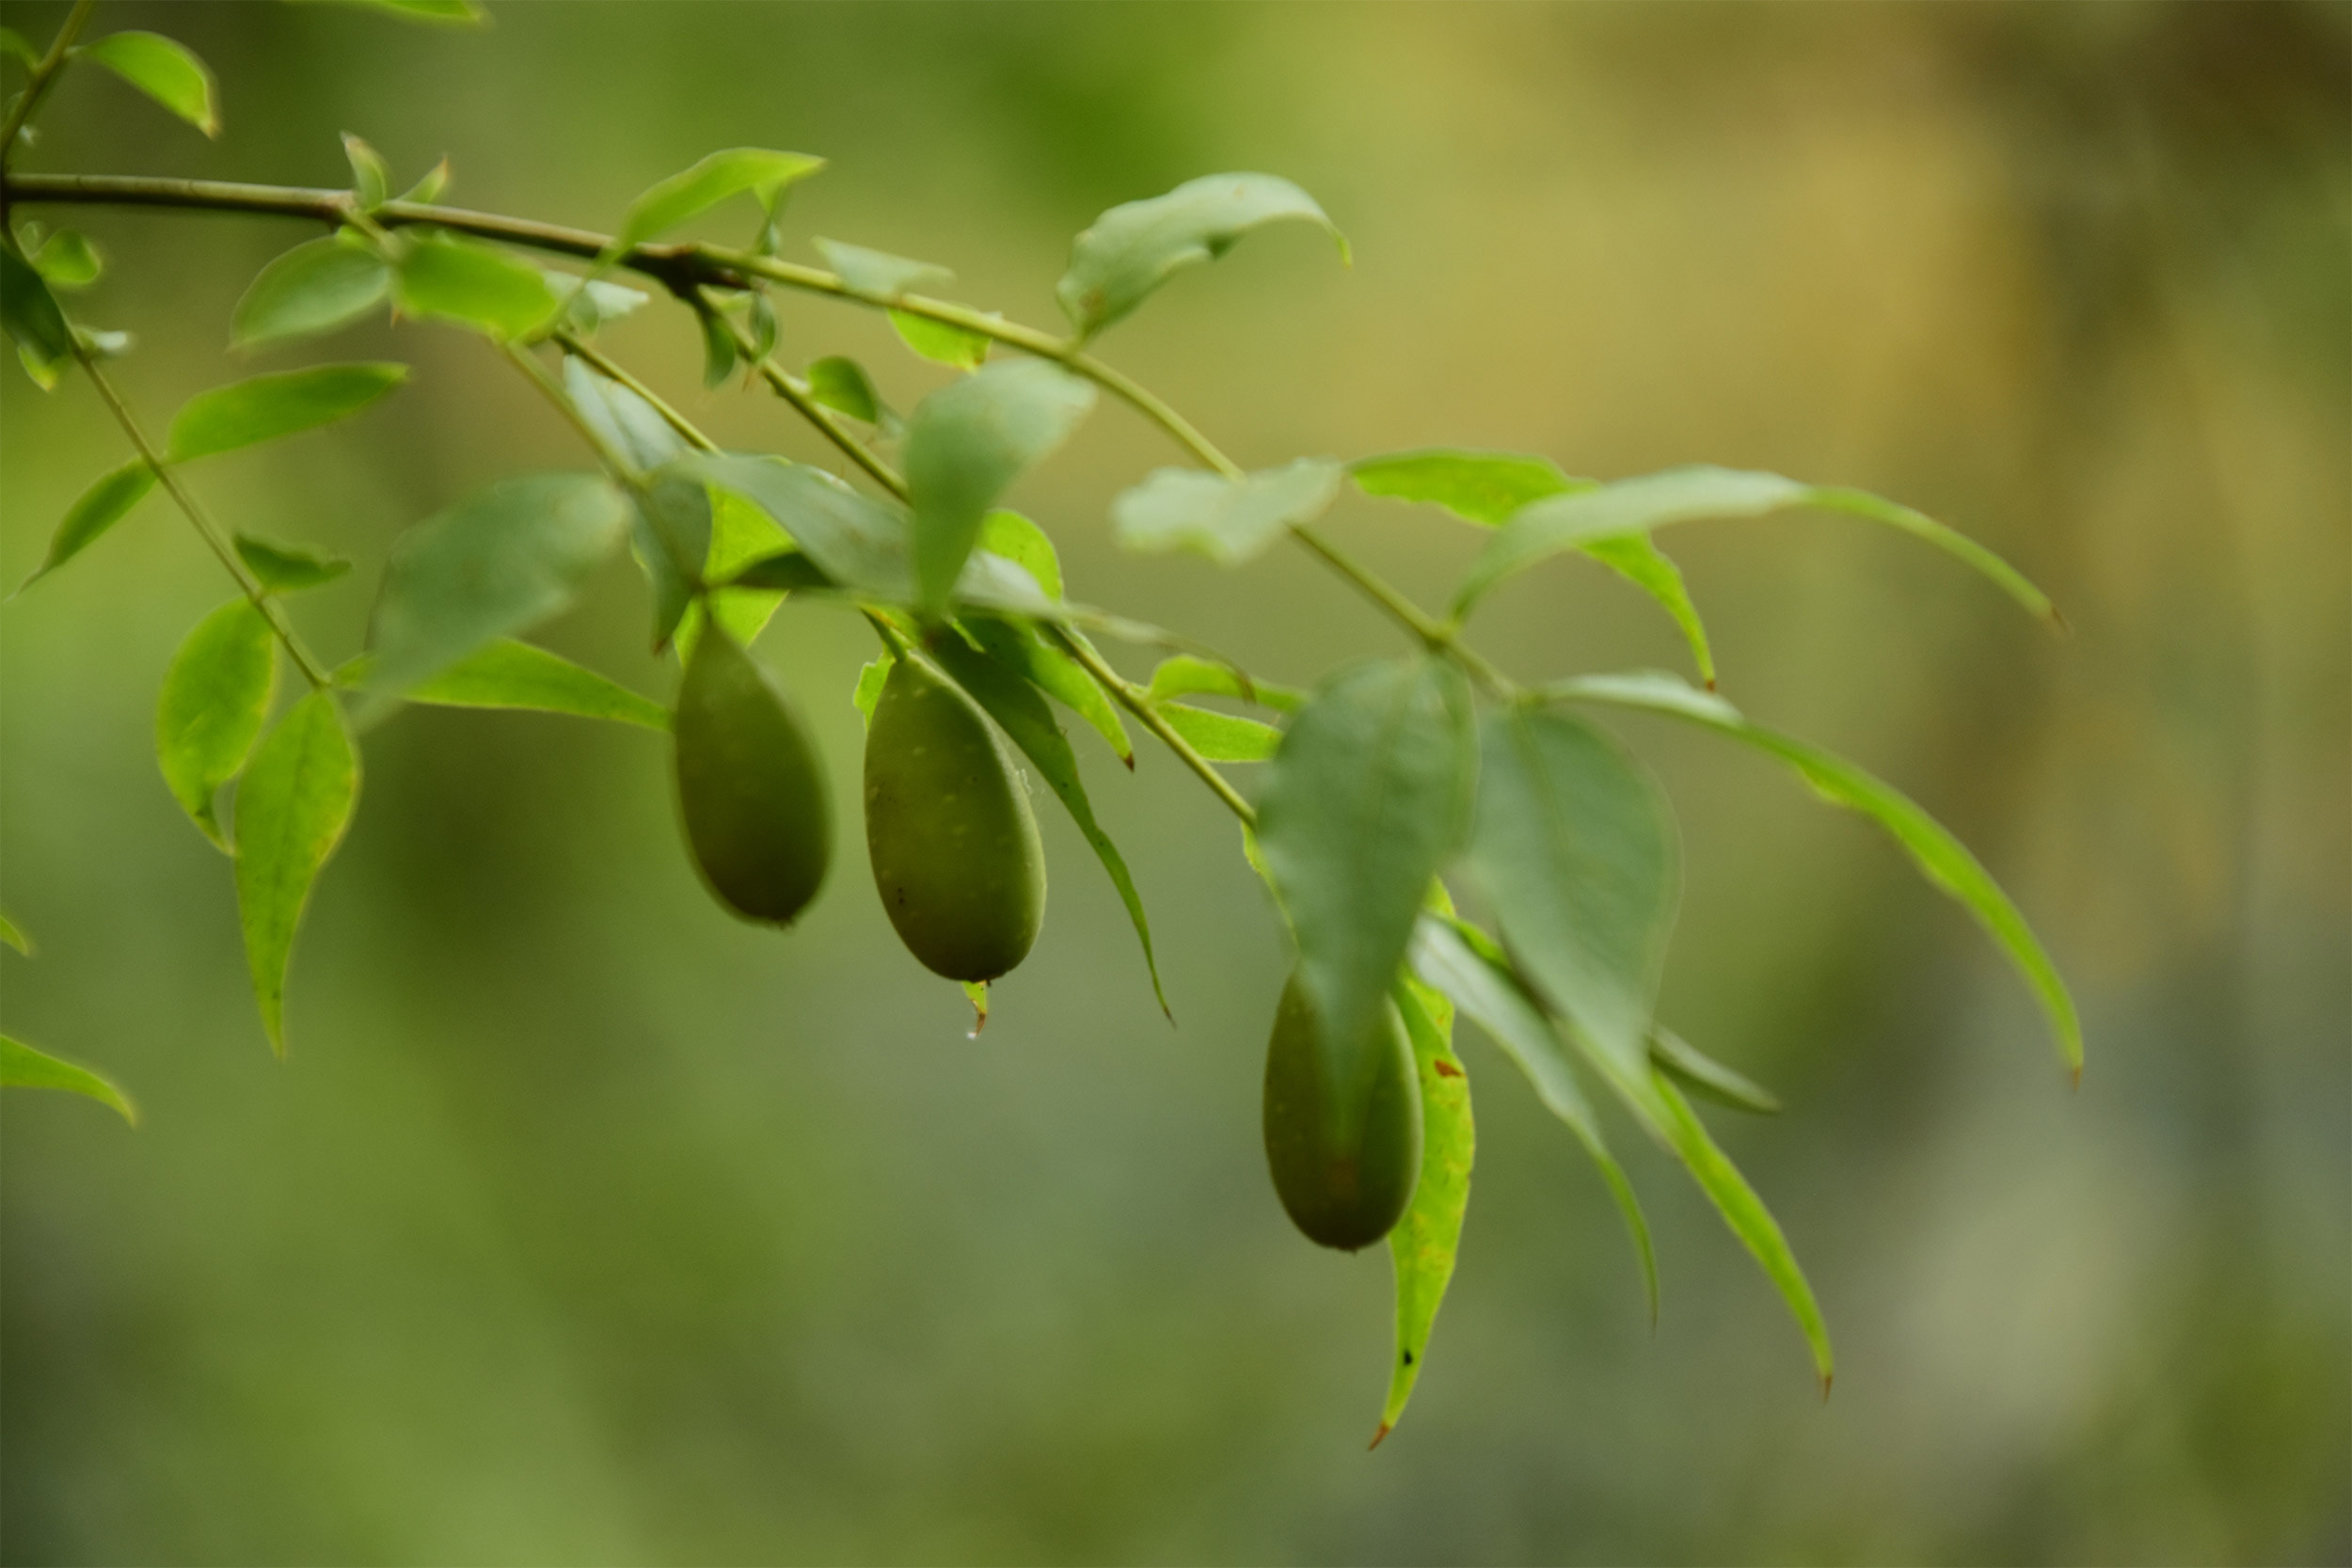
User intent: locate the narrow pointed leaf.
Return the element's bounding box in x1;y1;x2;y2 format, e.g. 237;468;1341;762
234;532;351;593
2;1037;135;1124
1111;459;1343;567
1410;915;1657;1320
888;309;990;370
610;149;825;257
233;689;359;1055
400;159;453;204
156;598;278;849
231;235;391;348
1;243;73;387
1456;465;2055;624
78;31;217;136
167;363;405;462
814;237;951;298
1469;707;1679;1117
394;233;558;340
1144;655;1304;713
927;635;1169;1018
379;639;667;729
365;472;631;696
0;912;27;956
805;356;881;423
1155;703;1279;762
1057;172;1348;340
561;356;684;470
1651;1025;1780;1115
1546;670;2081;1076
635;474;713;648
296;0;485;24
342;133;389;210
1;27;37;67
903;360;1094;613
1377;973;1472;1446
968;617;1131;766
1351;448;1578;525
851;655;892;729
1257;657;1477;1132
1580;532;1716;687
722;548;834;594
697;306;738;388
1650;1067;1833;1389
15;460;155;592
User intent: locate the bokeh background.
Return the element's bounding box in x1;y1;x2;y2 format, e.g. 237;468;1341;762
3;3;2345;1563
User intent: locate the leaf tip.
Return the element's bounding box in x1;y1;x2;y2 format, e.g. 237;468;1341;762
1820;1370;1834;1402
1368;1420;1392;1450
2047;603;2073;636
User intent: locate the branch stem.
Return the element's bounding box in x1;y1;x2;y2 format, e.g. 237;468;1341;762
73;349;330;688
0;0;96;187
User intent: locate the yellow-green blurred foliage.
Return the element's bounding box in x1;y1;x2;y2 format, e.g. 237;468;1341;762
3;4;2344;1563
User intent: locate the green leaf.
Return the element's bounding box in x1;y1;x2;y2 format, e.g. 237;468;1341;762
1579;532;1716;689
78;31;218;136
1377;973;1472;1446
342;132;389;210
926;635;1170;1019
234;531;352;593
2;1036;136;1124
1110;459;1343;567
364;472;631;697
2;27;39;68
167;362;406;462
12;460;155;594
230;235;391;349
399;158;452;204
389;639;666;729
634;473;713;649
1;242;73;388
1651;1025;1780;1115
1409;915;1657;1320
1056;172;1349;340
1154;702;1279;762
968;617;1131;766
902;360;1095;613
1454;465;2057;625
697;306;739;388
721;548;834;594
675;485;791;666
1650;1067;1833;1390
1354;450;1715;683
610;148;825;257
393;233;558;341
293;0;486;23
1546;670;2082;1078
31;230;101;290
976;510;1063;599
888;309;989;371
155;598;278;849
0;911;27;956
813;237;951;298
1468;706;1679;1123
561;355;685;471
851;654;892;730
1143;655;1304;713
1351;448;1575;526
679;452;909;595
1256;657;1477;1135
233;689;359;1055
806;356;881;423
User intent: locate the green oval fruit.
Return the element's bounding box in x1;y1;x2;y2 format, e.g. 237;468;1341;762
673;627;832;925
864;653;1045;982
1263;971;1423;1251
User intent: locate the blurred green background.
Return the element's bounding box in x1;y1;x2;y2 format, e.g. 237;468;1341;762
3;3;2345;1563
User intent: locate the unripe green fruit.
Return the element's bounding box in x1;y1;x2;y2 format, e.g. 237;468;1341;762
864;653;1045;982
1263;971;1423;1251
673;627;832;925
